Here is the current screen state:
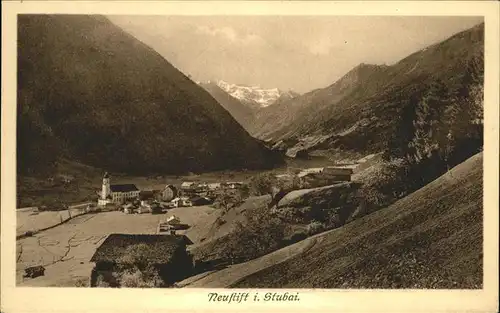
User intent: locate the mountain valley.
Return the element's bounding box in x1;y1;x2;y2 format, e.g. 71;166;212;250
14;15;487;292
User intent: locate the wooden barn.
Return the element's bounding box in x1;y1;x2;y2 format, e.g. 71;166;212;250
322;166;354;181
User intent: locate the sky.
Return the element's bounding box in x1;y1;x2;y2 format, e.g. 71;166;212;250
108;15;483;93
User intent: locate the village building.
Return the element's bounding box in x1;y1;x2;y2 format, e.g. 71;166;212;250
98;173;140;206
171;197;193;208
166;215;181;225
224;181;245;189
139;190;156;202
297;167;324;178
194;182;209;194
180;181;196;190
122;203;136;214
150;203;163;214
89;234;193;287
160;185;178;202
296;166;354;188
207;182;221;190
190;195;213;206
322;166;354;181
180;181;198;196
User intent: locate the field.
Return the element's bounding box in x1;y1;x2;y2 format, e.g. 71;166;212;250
16;205;216;287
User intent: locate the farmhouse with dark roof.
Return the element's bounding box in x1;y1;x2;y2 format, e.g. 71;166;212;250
89;233;194;287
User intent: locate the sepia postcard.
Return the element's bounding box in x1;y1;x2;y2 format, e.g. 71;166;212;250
1;1;499;313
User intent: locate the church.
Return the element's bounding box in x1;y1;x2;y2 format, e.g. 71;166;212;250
97;172;140;206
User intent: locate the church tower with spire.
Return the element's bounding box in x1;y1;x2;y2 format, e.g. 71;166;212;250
101;172;111;200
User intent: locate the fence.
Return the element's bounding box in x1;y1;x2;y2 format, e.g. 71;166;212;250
16;205;91;240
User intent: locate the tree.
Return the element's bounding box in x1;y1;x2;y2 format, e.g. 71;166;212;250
442;58;484;168
407;79;449;164
249;173;279;196
384;90;419;161
214;190;242;213
223;206;287;262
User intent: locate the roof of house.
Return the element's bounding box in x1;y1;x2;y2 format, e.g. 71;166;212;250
297;167;325;178
323;166;354;174
225;181;244;185
275;174;293;178
191;196;211;202
90;234;193;263
110;184;139;193
139;190;156;200
297;172;315;178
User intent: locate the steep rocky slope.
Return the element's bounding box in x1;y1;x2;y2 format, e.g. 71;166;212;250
199;82;256;132
252;23;484;159
17;15;283;176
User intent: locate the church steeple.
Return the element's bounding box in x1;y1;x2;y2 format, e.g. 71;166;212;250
101;172;111;199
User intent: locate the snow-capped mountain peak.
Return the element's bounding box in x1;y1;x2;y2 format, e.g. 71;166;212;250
215;80;297;107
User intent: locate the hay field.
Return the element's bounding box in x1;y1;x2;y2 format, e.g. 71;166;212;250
16;205;215;287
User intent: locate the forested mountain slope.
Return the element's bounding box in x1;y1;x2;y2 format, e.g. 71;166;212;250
17;15;283;176
253;23;484;163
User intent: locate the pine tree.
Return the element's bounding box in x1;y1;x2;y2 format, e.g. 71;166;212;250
383;87;420;161
442;57;484;168
408;79;449;164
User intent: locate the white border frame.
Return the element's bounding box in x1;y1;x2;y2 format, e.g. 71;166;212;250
2;2;499;313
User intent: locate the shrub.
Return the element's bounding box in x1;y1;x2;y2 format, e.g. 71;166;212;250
75;277;89;287
249;173;280;196
221;204;288;262
305;220;326;236
213;190;243;213
215;216;226;226
355;159;410;216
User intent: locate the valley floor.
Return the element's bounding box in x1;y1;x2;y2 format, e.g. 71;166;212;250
16;153;482;288
16;206;215;287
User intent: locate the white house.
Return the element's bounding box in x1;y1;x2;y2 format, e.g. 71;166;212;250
171;197;193;208
166;215;181;225
208;183;221;190
122;203;135;214
181;182;196;189
225;181;245;189
297;168;324;178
